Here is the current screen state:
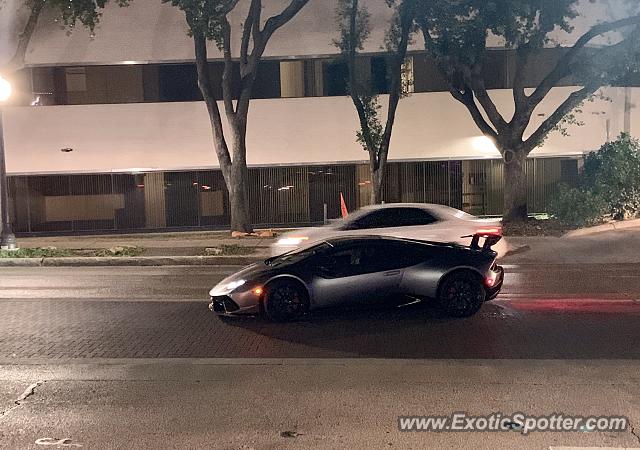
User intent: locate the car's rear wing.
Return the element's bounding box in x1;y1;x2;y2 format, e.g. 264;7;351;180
462;229;503;252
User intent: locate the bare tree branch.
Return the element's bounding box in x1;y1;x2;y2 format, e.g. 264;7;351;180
240;0;260;66
457;88;499;141
194;31;232;169
528;14;640;108
464;64;508;133
220;17;236;116
219;0;242;15
378;0;415;171
262;0;310;42
3;0;45;74
511;44;532;119
418;22;498;140
524;84;599;151
345;0;378;160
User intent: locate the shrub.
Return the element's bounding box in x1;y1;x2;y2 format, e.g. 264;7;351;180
550;134;640;227
549;185;608;228
583;134;640;220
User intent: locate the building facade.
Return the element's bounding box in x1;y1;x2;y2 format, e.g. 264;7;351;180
1;0;638;233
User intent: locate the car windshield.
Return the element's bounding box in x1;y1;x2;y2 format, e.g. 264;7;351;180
266;241;333;266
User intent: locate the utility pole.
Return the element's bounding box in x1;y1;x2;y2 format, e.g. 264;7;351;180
0;75;17;250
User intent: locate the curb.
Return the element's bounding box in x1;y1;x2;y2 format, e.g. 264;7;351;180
0;256;264;267
563;218;640;237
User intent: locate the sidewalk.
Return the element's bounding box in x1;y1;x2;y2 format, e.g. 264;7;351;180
3;227;639;266
1;231;277;266
503;229;640;264
16;230;278;256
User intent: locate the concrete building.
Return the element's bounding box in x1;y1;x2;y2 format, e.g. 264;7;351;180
1;0;638;233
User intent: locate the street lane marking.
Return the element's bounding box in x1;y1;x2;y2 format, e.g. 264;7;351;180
35;438;82;447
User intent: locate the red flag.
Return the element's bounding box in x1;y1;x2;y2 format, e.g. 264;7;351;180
340;192;349;219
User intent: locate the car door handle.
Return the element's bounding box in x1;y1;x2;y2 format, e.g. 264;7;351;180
384;270;401;277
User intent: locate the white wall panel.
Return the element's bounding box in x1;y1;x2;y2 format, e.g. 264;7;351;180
3;87;636;175
14;0;633;67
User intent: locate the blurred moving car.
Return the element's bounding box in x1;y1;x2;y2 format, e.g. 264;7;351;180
270;203;508;258
209;234;504;321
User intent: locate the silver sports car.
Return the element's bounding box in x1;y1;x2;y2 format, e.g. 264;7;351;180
209;234;504;321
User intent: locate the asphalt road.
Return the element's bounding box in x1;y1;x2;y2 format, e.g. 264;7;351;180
0;264;639;359
1;360;640;450
1;264;640;449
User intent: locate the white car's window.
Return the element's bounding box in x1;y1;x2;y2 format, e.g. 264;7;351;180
349;208;439;229
395;208;439;226
347;209;400;229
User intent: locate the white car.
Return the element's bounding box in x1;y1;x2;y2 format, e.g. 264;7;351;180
271;203;508;258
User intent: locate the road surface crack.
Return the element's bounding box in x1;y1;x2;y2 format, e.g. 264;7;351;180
0;381;45;420
630;420;640;445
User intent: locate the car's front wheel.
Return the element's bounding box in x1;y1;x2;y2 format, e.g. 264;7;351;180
263;279;309;322
437;273;485;318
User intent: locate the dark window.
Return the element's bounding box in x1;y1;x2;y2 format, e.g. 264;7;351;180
316;240;430;277
349;207;438;229
371;57;389;94
316;243;384;278
349;209;401;229
413;55;449;93
362;241;434;271
158;64;201;102
253;60;282;99
324;60;349;96
393;242;434;267
394;208;439;227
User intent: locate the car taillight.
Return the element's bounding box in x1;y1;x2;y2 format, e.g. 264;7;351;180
475;226;502;236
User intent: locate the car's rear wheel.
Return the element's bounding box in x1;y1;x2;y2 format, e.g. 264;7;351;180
263;279;309;322
437;273;485;318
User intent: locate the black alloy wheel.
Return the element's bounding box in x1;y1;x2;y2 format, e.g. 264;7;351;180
437;273;485;318
263;280;309;322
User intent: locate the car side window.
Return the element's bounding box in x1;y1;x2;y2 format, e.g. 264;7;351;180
347;208;438;230
314;241;433;277
348;209;404;230
366;241;434;271
314;243;392;278
394;208;439;227
397;243;435;267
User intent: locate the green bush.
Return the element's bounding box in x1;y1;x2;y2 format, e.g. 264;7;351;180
583;134;640;220
549;185;607;228
550;134;640;227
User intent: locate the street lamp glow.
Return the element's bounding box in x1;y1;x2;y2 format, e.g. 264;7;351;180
0;76;11;102
472;136;499;154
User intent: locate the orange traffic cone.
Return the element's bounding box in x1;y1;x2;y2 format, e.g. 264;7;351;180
340;192;349;219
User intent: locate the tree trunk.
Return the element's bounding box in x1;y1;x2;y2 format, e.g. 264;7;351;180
502;150;528;223
370;166;384;204
225;126;253;234
227;163;253;233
